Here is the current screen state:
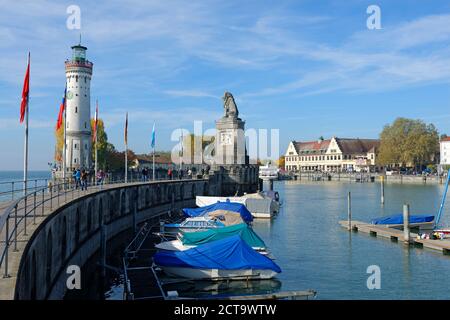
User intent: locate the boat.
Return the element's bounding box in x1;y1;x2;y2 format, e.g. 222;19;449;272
163;201;253;233
153;235;282;280
370;214;435;230
163;216;226;233
196;191;280;219
259;163;279;180
155;223;272;257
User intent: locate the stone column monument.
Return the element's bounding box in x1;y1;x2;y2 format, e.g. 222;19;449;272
214;92;248;166
209;92;257;196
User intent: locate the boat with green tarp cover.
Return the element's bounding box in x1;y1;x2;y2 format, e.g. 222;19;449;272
155;223;270;256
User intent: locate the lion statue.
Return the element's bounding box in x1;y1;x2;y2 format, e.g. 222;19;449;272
222;91;239;119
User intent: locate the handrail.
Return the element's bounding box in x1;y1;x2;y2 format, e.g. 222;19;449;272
0;175;205;278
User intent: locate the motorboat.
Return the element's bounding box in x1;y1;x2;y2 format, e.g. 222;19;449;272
163;216;226;233
370;214;435;230
155;223;273;258
162;201;254;233
153;235;281;281
196;192;280;219
259;163;279;180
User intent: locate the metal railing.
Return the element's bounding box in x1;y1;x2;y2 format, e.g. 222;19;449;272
0;176;175;279
0;178;51;202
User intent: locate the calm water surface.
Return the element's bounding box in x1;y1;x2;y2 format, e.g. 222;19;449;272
252;180;450;300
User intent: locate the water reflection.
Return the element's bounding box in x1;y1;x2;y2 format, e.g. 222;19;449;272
162;279;282;298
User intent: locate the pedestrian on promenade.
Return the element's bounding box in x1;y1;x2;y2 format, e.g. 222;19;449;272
168;168;173;180
141;167;148;182
81;169;88;191
97;169;105;185
73;169;81;189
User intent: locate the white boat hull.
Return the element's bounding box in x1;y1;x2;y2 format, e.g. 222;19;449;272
155;240;274;259
196;194;279;219
160;266;278;280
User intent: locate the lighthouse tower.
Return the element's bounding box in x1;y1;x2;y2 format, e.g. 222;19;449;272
64;43;93;170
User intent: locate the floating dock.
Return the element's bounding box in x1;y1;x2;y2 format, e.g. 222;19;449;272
339;220;450;255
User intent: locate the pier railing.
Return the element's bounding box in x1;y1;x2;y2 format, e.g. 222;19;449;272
0;177;176;279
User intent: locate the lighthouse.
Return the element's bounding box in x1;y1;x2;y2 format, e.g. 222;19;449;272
64;43;93;170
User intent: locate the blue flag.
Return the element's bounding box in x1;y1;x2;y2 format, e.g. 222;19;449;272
151;122;155;149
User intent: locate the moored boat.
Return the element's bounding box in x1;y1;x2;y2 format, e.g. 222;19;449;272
153;235;281;281
155;223;273;257
371;214;435;230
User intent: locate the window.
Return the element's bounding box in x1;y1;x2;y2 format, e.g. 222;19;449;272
85;144;87;150
76;75;78;82
75;107;77;113
74;144;77;150
85;122;87;129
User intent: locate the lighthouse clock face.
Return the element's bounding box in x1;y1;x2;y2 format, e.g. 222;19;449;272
66;91;74;99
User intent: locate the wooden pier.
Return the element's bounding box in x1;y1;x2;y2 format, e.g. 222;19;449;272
339;220;450;255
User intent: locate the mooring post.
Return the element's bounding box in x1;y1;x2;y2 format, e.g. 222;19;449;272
403;203;410;244
347;191;352;231
380;175;385;205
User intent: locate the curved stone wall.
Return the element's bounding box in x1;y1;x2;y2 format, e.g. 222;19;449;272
13;179;209;300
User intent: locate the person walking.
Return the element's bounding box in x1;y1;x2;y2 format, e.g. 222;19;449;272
81;169;88;191
168;167;173;180
73;169;81;189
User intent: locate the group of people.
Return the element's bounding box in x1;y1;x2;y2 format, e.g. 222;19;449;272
72;168;106;190
72;168;89;190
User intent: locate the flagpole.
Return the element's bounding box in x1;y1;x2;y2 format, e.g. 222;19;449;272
124;112;128;183
23;99;29;196
125;144;128;183
94;100;98;185
23;53;30;196
152;122;155;181
62;95;67;182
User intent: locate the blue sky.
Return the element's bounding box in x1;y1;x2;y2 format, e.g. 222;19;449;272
1;0;450;170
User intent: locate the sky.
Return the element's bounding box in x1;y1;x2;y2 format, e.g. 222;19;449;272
0;0;449;170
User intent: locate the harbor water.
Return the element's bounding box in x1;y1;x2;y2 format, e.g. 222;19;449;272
253;180;450;299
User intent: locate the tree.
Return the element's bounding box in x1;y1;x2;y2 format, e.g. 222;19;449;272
276;156;285;169
91;118;109;168
378;117;439;170
54;121;64;162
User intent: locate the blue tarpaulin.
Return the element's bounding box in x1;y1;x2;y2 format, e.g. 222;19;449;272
371;214;434;225
154;235;281;273
182;201;253;223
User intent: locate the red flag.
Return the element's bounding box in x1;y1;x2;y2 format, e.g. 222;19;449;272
124;112;128;145
56;86;67;130
93;100;98;142
20;52;30;123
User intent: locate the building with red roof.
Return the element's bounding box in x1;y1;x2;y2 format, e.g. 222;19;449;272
284;136;380;172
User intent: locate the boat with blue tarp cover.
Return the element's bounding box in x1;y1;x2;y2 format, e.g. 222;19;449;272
182;201;253;223
153;235;281;280
163;201;254;233
370;214;434;229
155;223;270;256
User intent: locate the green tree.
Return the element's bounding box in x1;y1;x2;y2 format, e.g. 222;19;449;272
378;117;439;169
91;118;109;169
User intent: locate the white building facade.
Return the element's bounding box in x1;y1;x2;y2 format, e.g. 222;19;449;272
64;44;93;170
440;137;450;165
284;137;380;173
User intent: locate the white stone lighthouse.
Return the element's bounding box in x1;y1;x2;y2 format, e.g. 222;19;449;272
64;43;93;170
